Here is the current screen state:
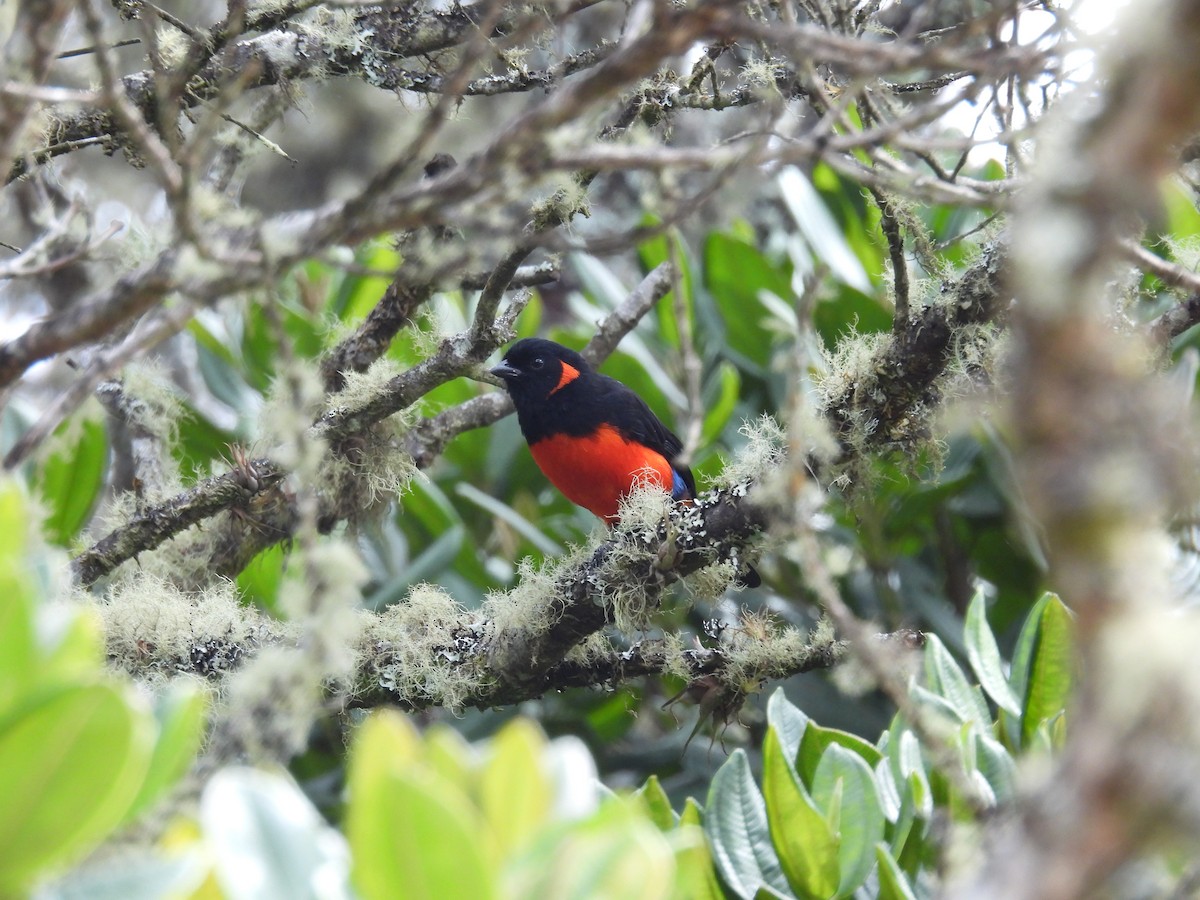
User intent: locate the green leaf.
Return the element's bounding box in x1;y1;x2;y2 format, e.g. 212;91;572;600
423;724;475;792
765;687;809;763
798;723;883;789
574;253;630;309
637;220;694;351
964;589;1022;717
510;800;675;900
38;418;106;546
636;775;678;831
703;233;790;372
874;844;918;900
237;543;288;612
778;167;871;294
813;744;885;897
762;728;837;899
1160;176;1200;244
1021;594;1074;747
705;749;793;899
812;290;892;349
674;798;723;900
973;729;1016;804
1007;593;1050;708
347;713;494;900
36;605;105;691
337;241;403;321
873;757;901;823
701;362;741;446
924;635;992;727
480;718;552;858
126;683;207;820
455;483;564;557
202;767;352;900
0;684;154;893
0;491;35;713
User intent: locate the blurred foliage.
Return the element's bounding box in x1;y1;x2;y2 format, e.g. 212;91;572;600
30;590;1071;899
0;479;206;896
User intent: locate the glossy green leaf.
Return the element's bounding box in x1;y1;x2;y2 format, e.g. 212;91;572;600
38;418;106;546
762;728;837;899
202;767;352;900
674;798;723;900
35;605;105;691
574;253;630;309
126;683;207;820
423;724;475;792
636;775;678;831
1160;176;1200;244
701;362;741;446
637;220;696;350
480;718;552;858
874;844;918;900
812;290;892;349
703;233;790;372
798;723;883;789
456;483;564;557
765;687;809;764
873;757;901;823
1021;594;1074;747
0;487;35;713
964;589;1021;716
813;744;885;897
509;799;675;900
705;749;793;899
236;543;287;612
347;713;494;900
778;167;871;294
973;729;1016;804
337;241;403;321
1007;593;1050;707
0;684;154;893
924;635;991;727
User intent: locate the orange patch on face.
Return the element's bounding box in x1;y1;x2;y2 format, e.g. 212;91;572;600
549;362;580;396
530;424;674;522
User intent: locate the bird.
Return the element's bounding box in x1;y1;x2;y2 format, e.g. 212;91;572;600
490;337;759;587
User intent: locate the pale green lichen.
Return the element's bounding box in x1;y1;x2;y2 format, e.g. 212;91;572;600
358;583;481;710
718;610;829;692
482;551;582;639
562;630;615;666
660;632;692;681
712;414;789;489
94;573;282;682
684;560;739;603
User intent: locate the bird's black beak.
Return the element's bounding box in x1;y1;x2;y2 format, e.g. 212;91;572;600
490;361;519;380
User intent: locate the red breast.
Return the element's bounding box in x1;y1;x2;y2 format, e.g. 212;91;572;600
530;425;676;522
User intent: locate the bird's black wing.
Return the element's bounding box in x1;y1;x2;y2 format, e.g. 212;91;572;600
592;374;697;498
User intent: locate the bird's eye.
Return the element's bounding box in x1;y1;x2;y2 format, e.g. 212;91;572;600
531;357;545;370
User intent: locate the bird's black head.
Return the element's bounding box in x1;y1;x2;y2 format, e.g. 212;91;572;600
490;338;591;405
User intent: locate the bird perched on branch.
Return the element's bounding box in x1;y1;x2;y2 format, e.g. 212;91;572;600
491;338;759;587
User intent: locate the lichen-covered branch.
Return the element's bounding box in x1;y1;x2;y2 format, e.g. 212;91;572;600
822;242;1006;460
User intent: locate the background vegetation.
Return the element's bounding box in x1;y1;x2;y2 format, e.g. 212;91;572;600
3;0;1199;896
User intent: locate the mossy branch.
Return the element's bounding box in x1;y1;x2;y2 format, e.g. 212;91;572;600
822;242;1006;459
